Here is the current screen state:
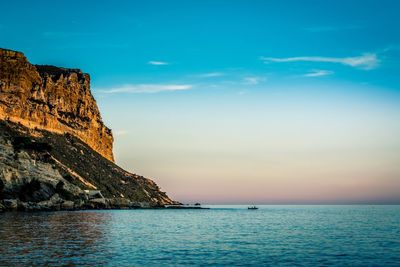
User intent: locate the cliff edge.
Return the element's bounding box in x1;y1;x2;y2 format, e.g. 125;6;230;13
0;48;175;211
0;48;113;161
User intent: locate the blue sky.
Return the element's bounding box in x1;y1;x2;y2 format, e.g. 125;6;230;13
1;0;400;203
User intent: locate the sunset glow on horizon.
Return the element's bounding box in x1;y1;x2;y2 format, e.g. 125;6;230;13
2;0;399;203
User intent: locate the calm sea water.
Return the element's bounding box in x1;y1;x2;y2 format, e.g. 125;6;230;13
0;205;399;266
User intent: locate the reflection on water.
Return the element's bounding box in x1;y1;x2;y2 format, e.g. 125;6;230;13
1;206;400;266
0;212;112;265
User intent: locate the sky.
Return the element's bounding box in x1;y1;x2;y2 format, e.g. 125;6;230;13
1;0;400;204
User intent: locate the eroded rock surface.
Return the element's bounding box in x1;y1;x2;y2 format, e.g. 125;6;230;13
0;48;113;161
0;48;176;211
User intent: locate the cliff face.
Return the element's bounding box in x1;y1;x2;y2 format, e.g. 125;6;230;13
0;48;113;161
0;48;175;210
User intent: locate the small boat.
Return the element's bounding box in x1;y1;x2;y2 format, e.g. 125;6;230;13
248;206;258;210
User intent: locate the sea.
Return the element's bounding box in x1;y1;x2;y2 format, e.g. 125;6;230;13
0;205;399;266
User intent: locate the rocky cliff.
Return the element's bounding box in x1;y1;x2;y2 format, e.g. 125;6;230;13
0;48;113;161
0;48;175;211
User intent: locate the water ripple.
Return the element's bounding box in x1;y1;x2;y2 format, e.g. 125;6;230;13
0;206;399;266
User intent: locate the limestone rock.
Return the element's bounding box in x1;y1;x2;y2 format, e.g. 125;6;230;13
3;199;18;210
61;200;75;210
0;48;176;211
0;48;113;161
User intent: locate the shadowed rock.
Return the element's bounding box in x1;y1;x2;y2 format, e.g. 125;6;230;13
0;48;177;211
0;48;113;161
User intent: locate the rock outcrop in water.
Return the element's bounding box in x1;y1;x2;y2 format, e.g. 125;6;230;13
0;48;175;211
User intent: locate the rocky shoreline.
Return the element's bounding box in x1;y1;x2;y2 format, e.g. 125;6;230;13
0;196;207;212
0;195;155;212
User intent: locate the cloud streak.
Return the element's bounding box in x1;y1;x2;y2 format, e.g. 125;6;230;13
148;60;169;65
303;70;334;77
100;84;193;94
261;53;379;70
243;76;266;85
197;72;225;78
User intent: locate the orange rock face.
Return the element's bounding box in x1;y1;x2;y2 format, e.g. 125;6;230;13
0;48;114;161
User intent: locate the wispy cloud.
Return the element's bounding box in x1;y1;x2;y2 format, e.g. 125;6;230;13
100;84;193;94
197;72;225;78
303;69;334;77
148;61;169;65
381;45;400;53
261;53;379;70
242;76;266;85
